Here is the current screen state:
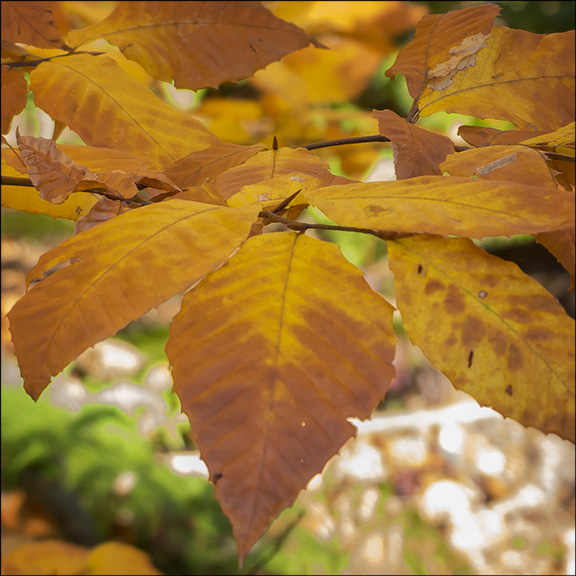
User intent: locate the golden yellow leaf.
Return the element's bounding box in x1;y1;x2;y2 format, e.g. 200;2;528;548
521;122;576;150
8;201;260;400
29;54;219;168
1;1;69;50
67;1;322;90
86;541;163;575
0;539;89;576
305;176;575;238
440;145;559;189
417;27;576;132
388;235;575;443
386;4;500;100
167;231;396;562
1;65;27;135
372;109;455;179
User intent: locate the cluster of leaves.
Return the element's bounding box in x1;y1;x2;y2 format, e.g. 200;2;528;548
1;0;574;565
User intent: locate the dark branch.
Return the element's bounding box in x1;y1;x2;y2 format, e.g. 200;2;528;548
3;51;105;69
1;175;149;206
259;210;415;241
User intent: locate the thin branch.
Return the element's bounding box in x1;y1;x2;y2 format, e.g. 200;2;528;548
3;51;105;69
300;134;391;151
1;175;150;206
259;210;414;241
544;151;576;163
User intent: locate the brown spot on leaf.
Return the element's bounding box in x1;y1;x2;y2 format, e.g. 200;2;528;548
213;472;223;484
507;344;524;371
505;385;513;396
489;330;507;355
425;279;444;295
417;264;423;274
468;350;474;368
461;317;486;348
445;285;465;314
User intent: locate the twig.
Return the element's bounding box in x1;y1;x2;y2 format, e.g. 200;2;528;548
259;210;414;241
3;51;106;68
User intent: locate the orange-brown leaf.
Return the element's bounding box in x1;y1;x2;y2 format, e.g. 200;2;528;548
8;201;260;400
385;4;500;99
74;197;131;234
536;229;575;285
305;176;575;238
1;65;28;135
457;125;548;148
1;1;69;50
164;142;265;190
29;54;219;168
417;27;576;132
67;1;322;90
440;145;559;189
167;231;396;562
372;109;455;179
388;235;575;443
17;134;98;204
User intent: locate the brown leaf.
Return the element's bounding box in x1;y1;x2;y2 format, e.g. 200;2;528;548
164;142;265;190
8;201;260;400
167;231;396;562
457;125;548;148
386;4;500;100
536;229;575;285
29;54;219;168
67;1;323;90
74;197;131;234
372;109;455;179
1;65;28;135
1;1;69;50
440;145;559;189
388;235;575;443
17;134;99;204
417;27;576;132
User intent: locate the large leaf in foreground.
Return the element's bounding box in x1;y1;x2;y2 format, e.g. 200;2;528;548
68;1;322;90
167;231;396;562
388;235;575;443
305;176;575;238
8;201;259;400
30;55;219;168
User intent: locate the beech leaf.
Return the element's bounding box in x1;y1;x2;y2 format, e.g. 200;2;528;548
167;231;396;563
8;201;260;400
305;176;575;238
388;235;575;443
1;65;27;135
67;1;323;90
372;109;455;179
29;54;219;168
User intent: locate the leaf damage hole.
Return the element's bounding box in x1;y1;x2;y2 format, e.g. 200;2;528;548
478;290;487;299
300;421;306;427
468;350;474;368
505;385;513;396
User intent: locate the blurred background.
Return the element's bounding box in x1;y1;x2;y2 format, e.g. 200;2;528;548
2;1;575;574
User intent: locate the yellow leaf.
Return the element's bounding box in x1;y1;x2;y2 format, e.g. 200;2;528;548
521;122;576;150
305;176;575;238
388;235;575;443
29;54;219;168
386;4;500;99
86;541;163;575
67;1;322;90
372;109;455;179
1;65;28;135
1;1;69;50
417;27;575;132
8;201;260;400
457;125;548;148
0;539;89;575
167;231;396;563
